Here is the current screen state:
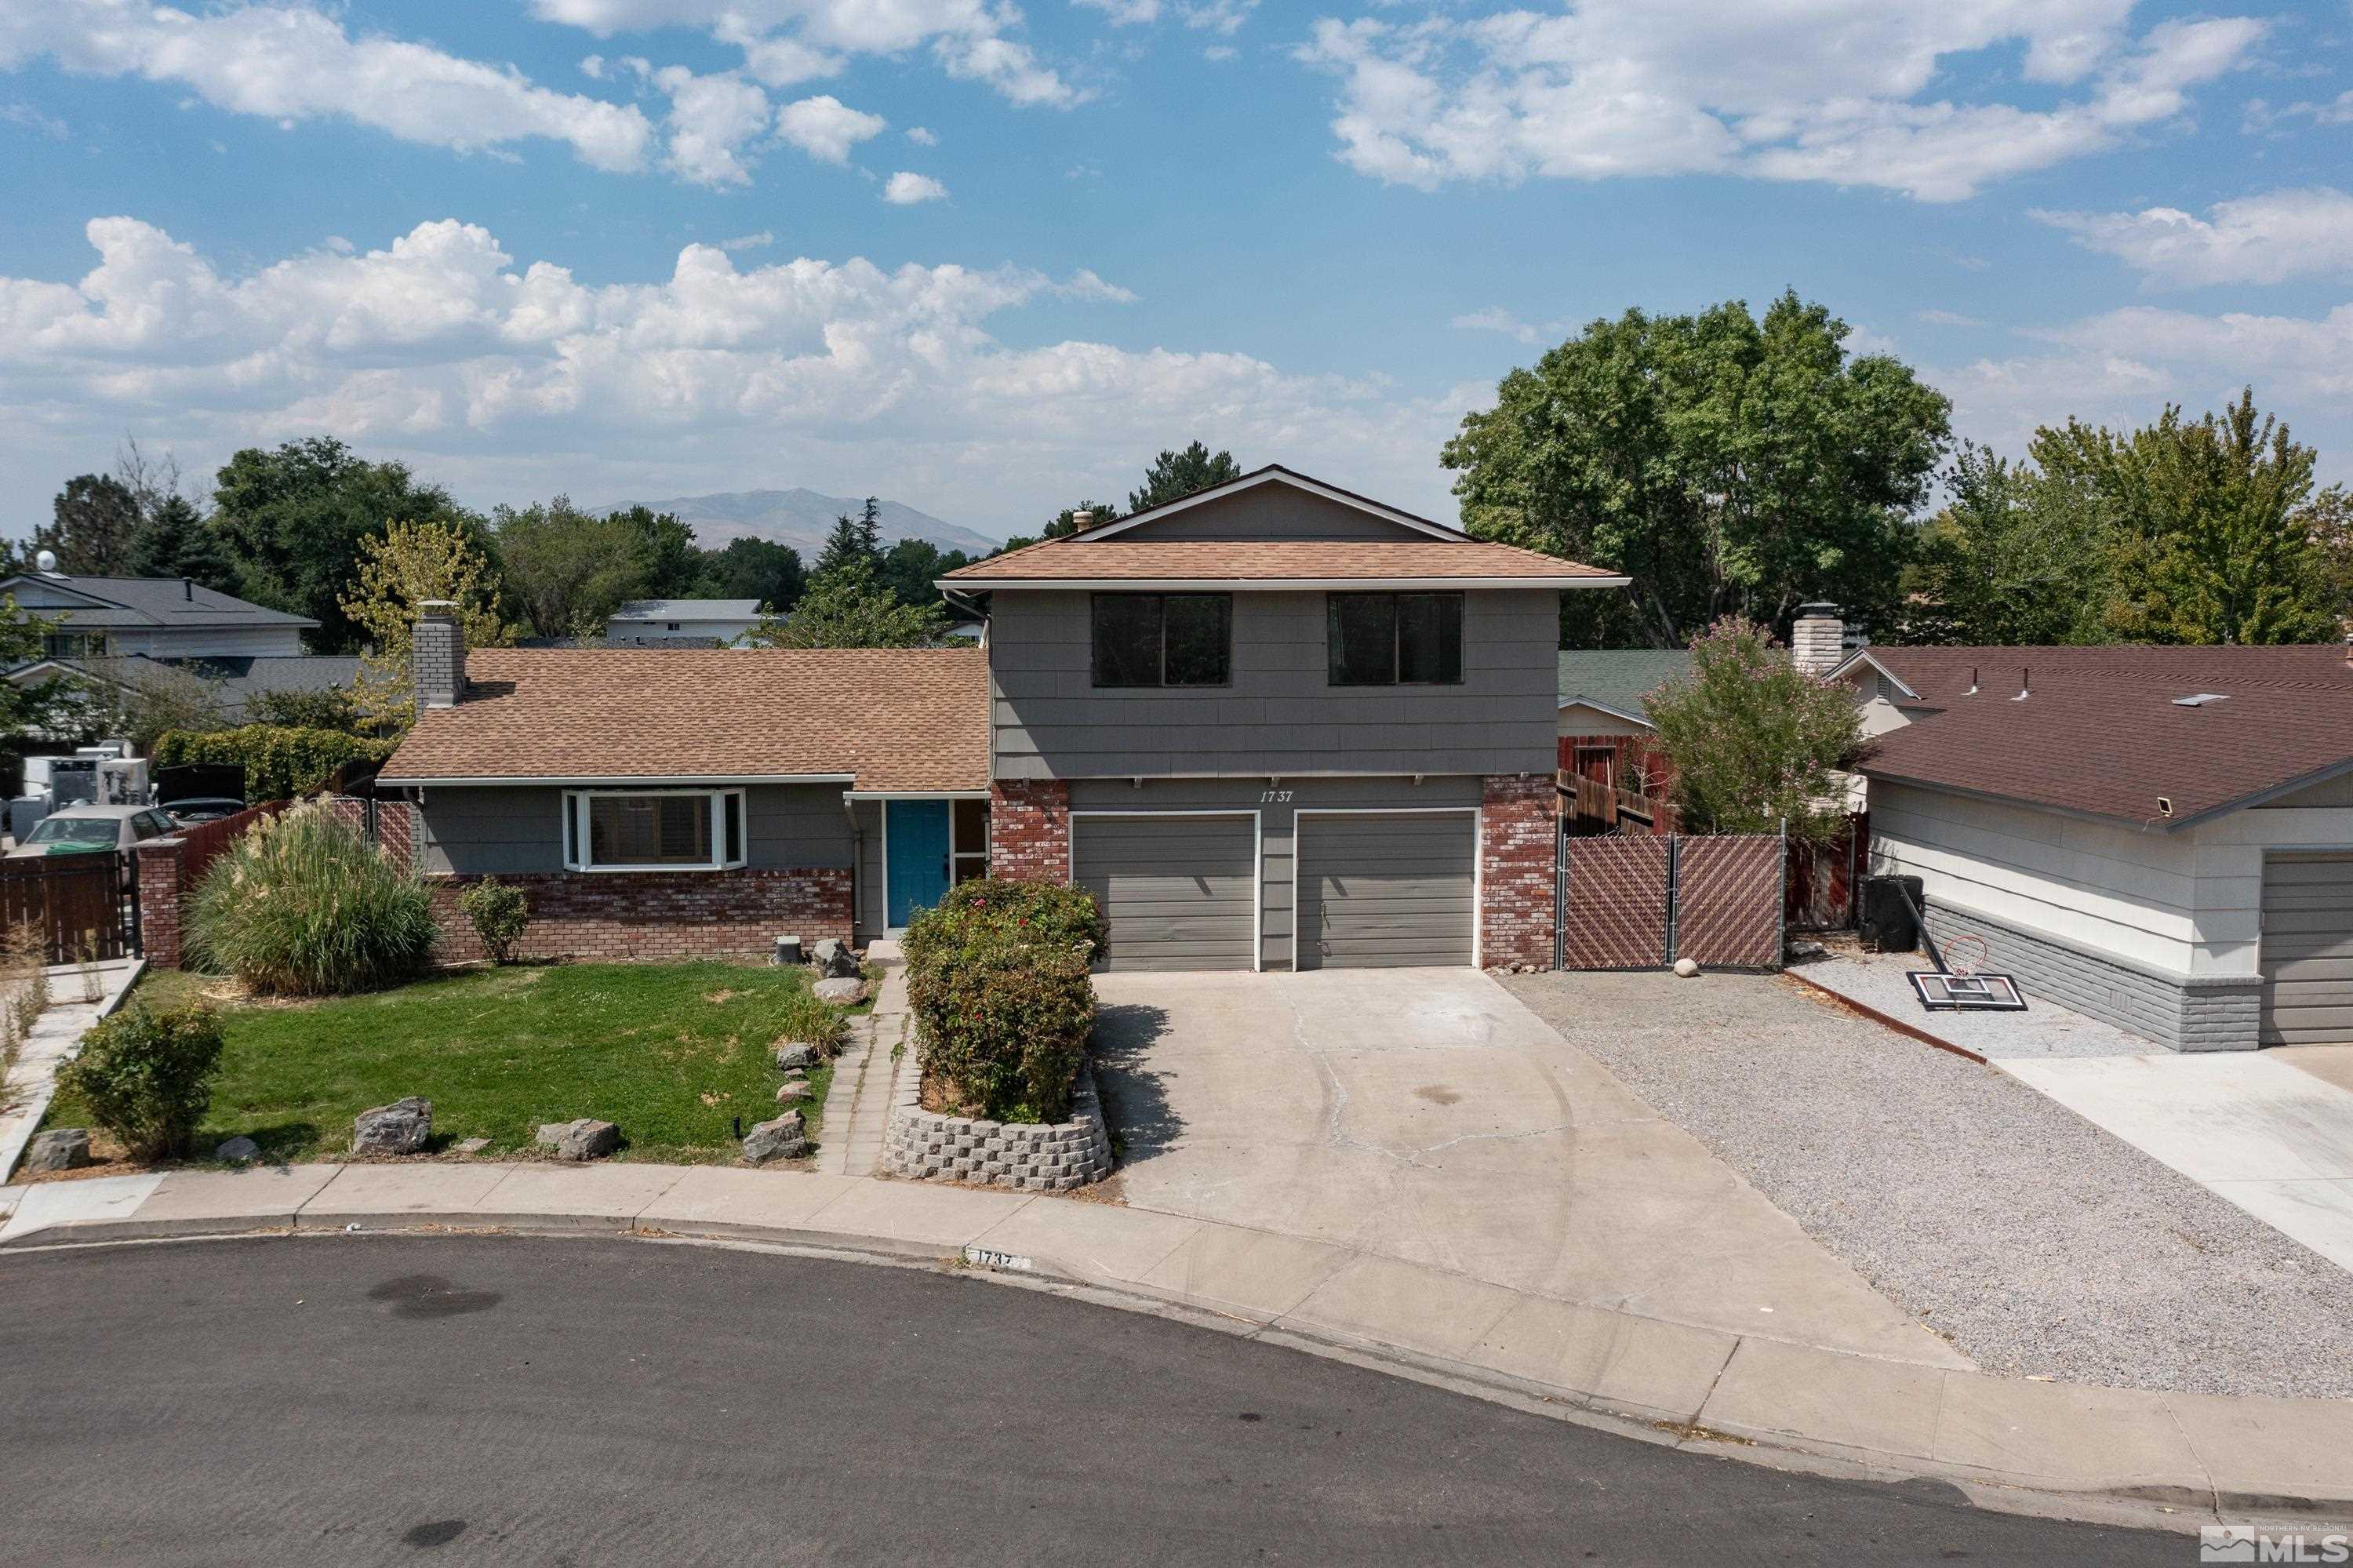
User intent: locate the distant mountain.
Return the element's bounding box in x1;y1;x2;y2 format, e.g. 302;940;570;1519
605;489;1001;559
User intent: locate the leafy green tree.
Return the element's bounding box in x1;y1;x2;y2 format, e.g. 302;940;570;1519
693;537;806;613
209;437;478;649
879;539;971;609
1646;617;1863;844
1445;292;1952;650
742;555;948;648
1129;444;1240;515
2036;390;2337;646
1904;444;2116;646
125;493;240;593
339;518;517;724
610;505;700;598
493;497;652;639
2307;483;2353;630
0;595;71;744
36;474;141;575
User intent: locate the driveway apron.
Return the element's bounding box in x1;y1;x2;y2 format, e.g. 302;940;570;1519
1089;968;1966;1368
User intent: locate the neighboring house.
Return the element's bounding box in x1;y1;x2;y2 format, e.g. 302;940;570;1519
1826;640;2353;1052
604;598;763;646
939;464;1621;972
378;465;1621;970
0;562;314;659
5;653;365;729
1556;649;1688;800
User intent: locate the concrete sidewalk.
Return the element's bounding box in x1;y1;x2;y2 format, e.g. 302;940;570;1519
0;959;144;1182
3;1156;2349;1528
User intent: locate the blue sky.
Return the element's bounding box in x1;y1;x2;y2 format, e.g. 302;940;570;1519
3;0;2350;544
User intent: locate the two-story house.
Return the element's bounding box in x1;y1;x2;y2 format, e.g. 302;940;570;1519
2;560;315;660
376;467;1619;969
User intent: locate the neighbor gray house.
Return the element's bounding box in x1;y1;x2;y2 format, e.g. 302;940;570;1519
604;598;764;646
0;566;314;659
377;466;1621;970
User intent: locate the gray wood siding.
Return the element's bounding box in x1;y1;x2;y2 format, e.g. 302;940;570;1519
2260;853;2353;1044
1072;813;1257;971
417;783;854;876
1103;488;1429;541
991;588;1558;779
1067;776;1480;969
1297;811;1476;969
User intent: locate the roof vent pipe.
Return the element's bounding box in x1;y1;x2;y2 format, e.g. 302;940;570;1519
2011;666;2030;702
1070;510;1093;532
1964;665;1977;697
2343;631;2351;667
183;577;192;601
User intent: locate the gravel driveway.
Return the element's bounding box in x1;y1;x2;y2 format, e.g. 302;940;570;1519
1503;969;2353;1399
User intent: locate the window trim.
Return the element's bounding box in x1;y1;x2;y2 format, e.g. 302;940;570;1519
1088;591;1233;689
562;787;747;873
1326;591;1466;687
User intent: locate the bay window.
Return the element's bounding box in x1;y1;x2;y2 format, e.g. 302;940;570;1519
562;788;746;872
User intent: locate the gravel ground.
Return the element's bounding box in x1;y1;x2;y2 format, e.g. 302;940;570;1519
1503;968;2353;1400
1791;944;2165;1061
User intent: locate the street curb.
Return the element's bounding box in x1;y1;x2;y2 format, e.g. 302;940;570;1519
6;1169;2351;1535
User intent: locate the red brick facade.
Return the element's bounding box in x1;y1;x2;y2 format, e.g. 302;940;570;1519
988;780;1070;882
427;868;853;963
134;839;188;968
1479;773;1557;969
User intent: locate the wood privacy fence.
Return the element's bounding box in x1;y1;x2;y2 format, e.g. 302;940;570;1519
1557;830;1785;971
0;855;137;964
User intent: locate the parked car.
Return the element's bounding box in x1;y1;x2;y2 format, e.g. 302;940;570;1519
162;797;249;828
5;804;182;858
155;763;247;830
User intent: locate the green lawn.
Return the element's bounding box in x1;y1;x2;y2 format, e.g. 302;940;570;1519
45;962;853;1166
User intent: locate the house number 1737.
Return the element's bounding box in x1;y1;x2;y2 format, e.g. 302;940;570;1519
1260;790;1293;803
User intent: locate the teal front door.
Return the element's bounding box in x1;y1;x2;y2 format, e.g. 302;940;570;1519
886;800;951;928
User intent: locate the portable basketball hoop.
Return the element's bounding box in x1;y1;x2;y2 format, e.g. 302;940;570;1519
1909;969;2028;1011
1940;933;1989;977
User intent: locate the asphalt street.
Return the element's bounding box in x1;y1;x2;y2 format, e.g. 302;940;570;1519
0;1234;2184;1566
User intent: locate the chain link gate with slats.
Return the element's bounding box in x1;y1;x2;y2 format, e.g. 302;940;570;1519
1555;828;1786;972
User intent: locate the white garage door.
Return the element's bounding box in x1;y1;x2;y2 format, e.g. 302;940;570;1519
2261;853;2353;1046
1297;811;1477;970
1072;813;1257;972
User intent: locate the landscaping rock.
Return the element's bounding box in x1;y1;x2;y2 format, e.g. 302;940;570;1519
813;977;867;1006
24;1128;91;1173
741;1111;807;1164
809;938;860;978
214;1135;262;1165
453;1137;492;1155
535;1118;620;1162
775;1080;809;1104
775;1041;821;1071
352;1097;433;1155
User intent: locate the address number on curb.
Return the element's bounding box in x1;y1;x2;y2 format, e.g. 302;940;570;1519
962;1246;1035;1272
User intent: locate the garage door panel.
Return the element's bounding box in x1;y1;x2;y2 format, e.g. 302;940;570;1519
1298;813;1475;970
1075;815;1257;973
2261;854;2353;1046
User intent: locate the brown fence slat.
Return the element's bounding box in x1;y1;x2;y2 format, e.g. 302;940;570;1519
1675;835;1783;970
0;855;133;964
1561;835;1671;969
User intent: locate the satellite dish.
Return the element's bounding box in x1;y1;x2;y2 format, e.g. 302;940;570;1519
35;549;59;575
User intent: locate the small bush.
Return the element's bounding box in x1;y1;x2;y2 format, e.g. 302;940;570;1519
57;1002;226;1160
904;878;1104;1122
187;799;438;995
458;878;529;965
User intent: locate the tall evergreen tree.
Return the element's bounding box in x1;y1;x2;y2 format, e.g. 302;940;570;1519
126;493;240;593
815;500;885;577
1129;444;1241;515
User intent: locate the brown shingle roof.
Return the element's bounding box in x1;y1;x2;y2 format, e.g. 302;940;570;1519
940;537;1618;584
1854;644;2353;827
379;646;988;791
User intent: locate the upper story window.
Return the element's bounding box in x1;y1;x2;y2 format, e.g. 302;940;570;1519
1089;593;1231;688
42;631;104;660
562;788;746;872
1327;592;1464;686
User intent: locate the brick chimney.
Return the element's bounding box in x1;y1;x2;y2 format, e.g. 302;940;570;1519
1791;603;1845;677
414;601;465;709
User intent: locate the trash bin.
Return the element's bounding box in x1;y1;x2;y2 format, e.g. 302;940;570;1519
1860;875;1924;953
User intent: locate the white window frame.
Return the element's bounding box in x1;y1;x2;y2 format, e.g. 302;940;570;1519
562;787;747;873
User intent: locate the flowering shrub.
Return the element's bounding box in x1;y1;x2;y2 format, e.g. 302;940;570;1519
902;879;1104;1122
186;799;437;995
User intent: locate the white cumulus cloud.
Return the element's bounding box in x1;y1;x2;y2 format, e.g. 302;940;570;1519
776;93;886;163
882;171;948;204
1;0;656;173
650;65;773;185
2034;187;2353;288
1292;3;2262;202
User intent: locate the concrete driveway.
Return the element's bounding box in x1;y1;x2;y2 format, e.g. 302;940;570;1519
1089;968;1966;1367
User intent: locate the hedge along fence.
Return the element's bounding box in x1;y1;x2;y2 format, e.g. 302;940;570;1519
153;726;399;802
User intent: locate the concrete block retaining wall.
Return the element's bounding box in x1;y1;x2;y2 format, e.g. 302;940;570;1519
1923;899;2260;1053
882;1061;1112;1191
